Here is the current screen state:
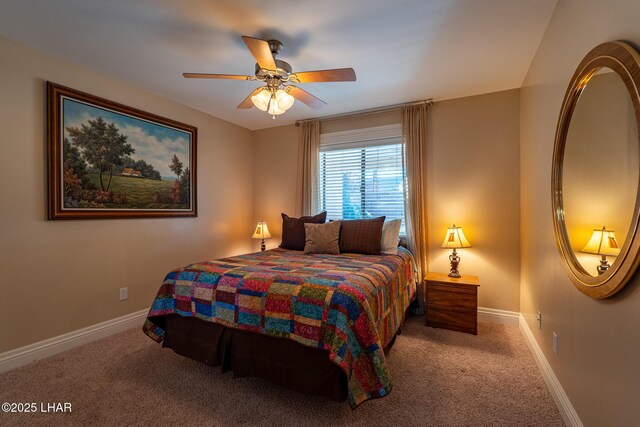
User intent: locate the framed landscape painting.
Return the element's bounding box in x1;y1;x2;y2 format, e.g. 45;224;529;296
47;82;197;219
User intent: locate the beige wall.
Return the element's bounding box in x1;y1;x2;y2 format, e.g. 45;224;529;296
253;90;521;312
520;0;640;425
251;124;299;252
428;89;521;311
0;38;254;352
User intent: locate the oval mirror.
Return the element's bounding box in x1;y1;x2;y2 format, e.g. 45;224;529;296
552;41;640;298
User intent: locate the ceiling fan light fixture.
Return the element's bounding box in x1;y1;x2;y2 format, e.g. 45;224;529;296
267;98;286;115
275;88;295;111
251;89;271;111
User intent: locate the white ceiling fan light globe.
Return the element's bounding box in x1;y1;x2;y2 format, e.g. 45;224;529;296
251;89;271;111
276;89;295;111
267;101;286;115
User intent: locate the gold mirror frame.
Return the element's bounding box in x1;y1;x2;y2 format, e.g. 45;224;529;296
552;41;640;299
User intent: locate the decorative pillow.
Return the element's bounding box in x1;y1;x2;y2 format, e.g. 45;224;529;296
339;216;386;255
304;221;341;254
380;219;402;254
280;211;327;251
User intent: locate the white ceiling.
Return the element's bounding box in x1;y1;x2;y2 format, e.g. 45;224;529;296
0;0;557;130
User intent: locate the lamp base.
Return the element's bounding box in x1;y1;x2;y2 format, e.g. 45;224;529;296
261;239;266;252
448;248;461;278
597;255;610;275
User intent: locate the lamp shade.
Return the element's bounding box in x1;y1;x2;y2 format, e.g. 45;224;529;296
267;100;286;115
441;224;471;249
275;89;295;111
251;89;271;111
580;227;620;256
252;221;272;239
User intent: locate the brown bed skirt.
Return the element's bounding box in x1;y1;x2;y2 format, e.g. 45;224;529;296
156;300;414;403
159;315;349;402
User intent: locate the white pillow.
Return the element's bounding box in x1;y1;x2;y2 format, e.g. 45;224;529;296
380;219;402;254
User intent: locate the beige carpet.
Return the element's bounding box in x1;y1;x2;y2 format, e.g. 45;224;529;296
0;316;563;426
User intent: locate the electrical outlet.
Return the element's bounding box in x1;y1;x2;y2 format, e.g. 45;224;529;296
553;332;559;355
536;311;542;329
119;287;128;301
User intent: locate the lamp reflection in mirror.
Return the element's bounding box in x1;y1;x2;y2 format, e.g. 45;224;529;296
441;224;472;278
252;221;272;251
580;226;620;275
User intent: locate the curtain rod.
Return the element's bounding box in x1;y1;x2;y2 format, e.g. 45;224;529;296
294;98;434;127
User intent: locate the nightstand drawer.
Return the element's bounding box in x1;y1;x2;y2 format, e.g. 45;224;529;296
427;283;477;309
424;272;479;335
427;305;477;334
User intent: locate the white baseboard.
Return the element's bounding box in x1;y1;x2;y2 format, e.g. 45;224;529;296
477;307;519;325
519;314;583;427
0;308;149;374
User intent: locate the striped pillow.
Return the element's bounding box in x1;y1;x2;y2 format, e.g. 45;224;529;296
339;216;386;255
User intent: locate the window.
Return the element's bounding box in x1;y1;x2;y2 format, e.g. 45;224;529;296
318;124;406;232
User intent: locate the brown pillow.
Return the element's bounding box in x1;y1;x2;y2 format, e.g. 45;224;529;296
339;216;386;255
304;221;341;254
280;211;327;251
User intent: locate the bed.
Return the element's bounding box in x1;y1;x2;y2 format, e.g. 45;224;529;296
143;247;416;408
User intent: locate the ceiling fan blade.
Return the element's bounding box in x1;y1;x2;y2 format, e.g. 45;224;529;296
242;36;277;71
237;88;263;109
287;86;327;109
183;73;255;80
290;68;356;83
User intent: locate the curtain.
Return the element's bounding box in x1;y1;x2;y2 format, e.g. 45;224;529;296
402;104;429;285
296;120;321;216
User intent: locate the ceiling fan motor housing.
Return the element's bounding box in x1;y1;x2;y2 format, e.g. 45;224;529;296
253;39;291;81
254;59;292;80
267;39;283;55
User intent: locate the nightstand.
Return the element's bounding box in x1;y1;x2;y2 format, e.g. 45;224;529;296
424;272;479;335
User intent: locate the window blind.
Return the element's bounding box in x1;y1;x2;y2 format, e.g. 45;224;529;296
318;126;405;232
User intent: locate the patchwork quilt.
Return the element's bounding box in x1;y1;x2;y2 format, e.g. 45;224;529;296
143;247;416;408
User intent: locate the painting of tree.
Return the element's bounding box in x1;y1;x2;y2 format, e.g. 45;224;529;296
168;154;191;204
63;138;95;206
169;154;183;178
66;117;134;192
47;82;197;219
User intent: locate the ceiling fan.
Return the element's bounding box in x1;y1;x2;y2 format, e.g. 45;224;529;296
183;36;356;118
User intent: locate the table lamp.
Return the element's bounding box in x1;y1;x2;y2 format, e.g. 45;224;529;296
252;221;272;251
580;226;620;275
441;224;472;278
